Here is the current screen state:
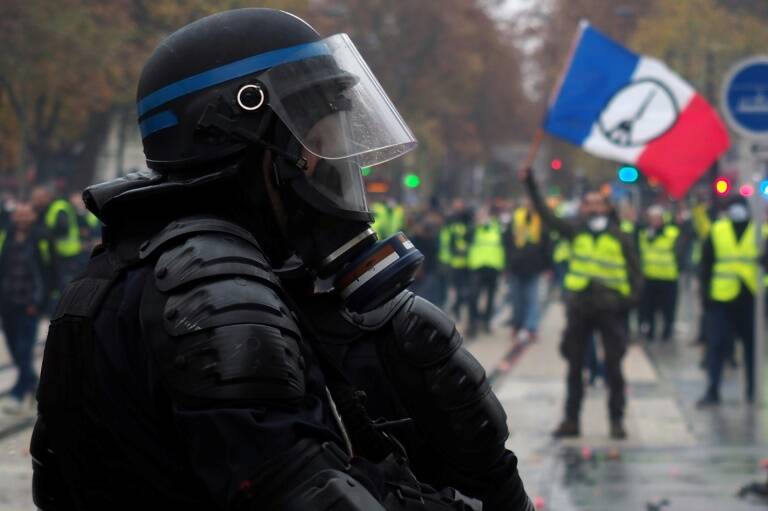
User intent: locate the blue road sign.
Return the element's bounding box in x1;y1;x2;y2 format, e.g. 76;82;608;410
722;56;768;140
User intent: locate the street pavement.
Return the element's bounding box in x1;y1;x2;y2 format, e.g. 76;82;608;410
0;284;767;510
465;283;768;511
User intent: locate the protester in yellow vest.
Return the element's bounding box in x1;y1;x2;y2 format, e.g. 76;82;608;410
466;207;505;337
637;206;682;342
504;200;549;342
445;199;473;320
521;167;642;440
31;185;82;303
697;197;767;407
371;198;405;239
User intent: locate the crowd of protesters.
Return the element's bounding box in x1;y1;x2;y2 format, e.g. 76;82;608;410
0;185;100;414
0;176;762;431
373;172;764;438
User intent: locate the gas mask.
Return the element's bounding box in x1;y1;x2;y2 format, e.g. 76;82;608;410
243;33;422;312
587;214;609;232
270;134;423;313
728;203;750;223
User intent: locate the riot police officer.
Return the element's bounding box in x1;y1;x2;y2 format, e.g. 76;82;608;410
32;9;531;511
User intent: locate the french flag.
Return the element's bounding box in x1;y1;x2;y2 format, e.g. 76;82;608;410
544;23;729;198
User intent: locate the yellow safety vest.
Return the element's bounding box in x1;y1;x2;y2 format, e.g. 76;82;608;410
710;219;764;302
692;204;711;240
564;231;630;296
468;220;505;270
620;220;635;234
438;225;452;265
448;222;469;269
85;211;100;229
639;225;680;281
513;208;541;248
552;237;571;263
371;202;404;239
45;199;82;258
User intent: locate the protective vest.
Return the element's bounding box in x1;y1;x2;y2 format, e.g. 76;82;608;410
710;219;764;302
564;231;630;296
468;220;505;270
512;208;541;248
85;211;100;229
438;225;451;265
45;199;82;258
448;222;469;269
620;220;635;234
639;225;680;281
692;204;712;240
552;237;571;264
371;202;404;239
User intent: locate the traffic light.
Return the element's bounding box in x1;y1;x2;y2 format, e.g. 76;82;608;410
617;166;639;183
739;184;754;197
361;166;373;177
714;177;730;196
403;173;421;188
550;159;563;171
366;181;389;193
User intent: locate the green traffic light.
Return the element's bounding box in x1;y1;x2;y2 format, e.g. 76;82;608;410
361;166;372;176
403;173;421;188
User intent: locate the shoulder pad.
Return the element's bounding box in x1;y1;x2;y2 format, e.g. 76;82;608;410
154;232;276;293
164;277;300;338
139;216;260;260
390;295;461;367
165;323;306;404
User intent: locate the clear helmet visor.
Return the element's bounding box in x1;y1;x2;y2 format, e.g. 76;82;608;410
259;33;417;212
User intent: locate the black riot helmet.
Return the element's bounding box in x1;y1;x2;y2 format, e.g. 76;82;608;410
134;8;422;311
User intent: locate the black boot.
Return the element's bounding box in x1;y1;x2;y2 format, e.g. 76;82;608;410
696;393;720;408
552;419;580;438
610;419;627;439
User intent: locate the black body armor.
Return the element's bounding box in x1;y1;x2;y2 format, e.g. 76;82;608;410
289;289;534;511
32;216;483;510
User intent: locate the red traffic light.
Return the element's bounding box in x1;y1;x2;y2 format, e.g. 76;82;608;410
739;184;754;197
714;177;730;196
550;159;562;171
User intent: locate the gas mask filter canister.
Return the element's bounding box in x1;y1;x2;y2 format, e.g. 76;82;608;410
333;232;424;313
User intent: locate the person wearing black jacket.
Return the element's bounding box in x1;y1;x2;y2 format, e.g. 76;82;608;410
0;203;49;414
521;168;643;439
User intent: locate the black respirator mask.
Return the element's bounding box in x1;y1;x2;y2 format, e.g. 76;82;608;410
270;132;423;313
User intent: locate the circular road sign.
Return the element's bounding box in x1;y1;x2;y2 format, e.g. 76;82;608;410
722;55;768;140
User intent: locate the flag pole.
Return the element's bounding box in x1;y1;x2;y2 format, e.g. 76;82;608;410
521;20;588;171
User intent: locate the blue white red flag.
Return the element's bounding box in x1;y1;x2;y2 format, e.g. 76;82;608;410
544;22;729;198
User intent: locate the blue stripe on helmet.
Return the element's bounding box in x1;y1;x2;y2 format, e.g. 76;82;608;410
137;41;330;118
139;110;179;138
